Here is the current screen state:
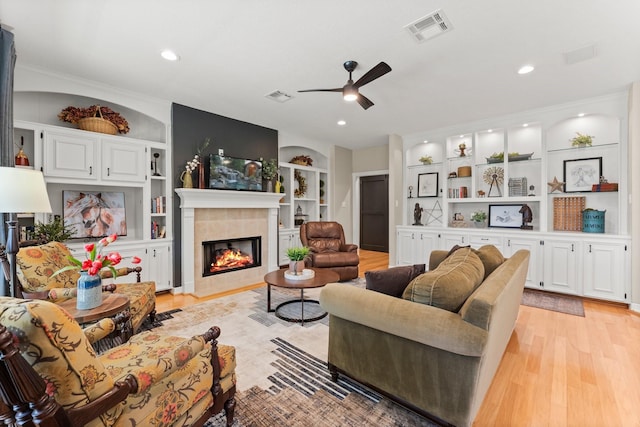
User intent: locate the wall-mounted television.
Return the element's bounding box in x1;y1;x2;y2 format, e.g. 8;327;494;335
63;190;127;238
209;154;263;191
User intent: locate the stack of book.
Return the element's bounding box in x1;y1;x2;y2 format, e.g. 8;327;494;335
151;196;166;213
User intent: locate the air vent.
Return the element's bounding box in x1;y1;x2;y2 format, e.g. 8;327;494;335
265;90;294;103
563;44;597;65
405;9;453;43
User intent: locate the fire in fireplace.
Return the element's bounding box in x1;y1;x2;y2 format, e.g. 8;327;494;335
202;236;262;277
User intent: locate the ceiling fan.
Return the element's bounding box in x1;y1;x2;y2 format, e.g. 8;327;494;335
298;60;392;110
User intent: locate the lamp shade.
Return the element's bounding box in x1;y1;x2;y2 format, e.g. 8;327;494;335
0;167;52;213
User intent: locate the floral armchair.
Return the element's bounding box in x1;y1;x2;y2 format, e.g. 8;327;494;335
13;242;156;333
0;297;236;427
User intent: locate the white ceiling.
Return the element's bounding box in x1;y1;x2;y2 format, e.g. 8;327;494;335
2;0;640;150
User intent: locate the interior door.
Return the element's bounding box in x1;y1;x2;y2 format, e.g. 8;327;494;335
359;175;389;252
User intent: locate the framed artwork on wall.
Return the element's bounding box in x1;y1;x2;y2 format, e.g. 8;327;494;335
418;173;438;197
488;204;523;228
563;157;602;193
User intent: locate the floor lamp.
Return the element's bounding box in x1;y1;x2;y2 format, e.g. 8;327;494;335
0;167;52;298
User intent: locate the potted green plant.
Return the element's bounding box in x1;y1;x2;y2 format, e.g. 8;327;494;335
286;246;310;275
571;132;594;147
419;155;433;165
471;210;487;227
33;217;74;243
260;158;279;191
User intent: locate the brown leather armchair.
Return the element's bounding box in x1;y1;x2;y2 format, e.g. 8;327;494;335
299;221;359;281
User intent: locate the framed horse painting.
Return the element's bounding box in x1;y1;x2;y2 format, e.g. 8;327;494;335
63;191;128;238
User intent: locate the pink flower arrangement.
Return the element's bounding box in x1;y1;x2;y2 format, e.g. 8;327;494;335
52;234;140;278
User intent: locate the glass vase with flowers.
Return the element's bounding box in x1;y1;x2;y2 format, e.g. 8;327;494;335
52;234;141;309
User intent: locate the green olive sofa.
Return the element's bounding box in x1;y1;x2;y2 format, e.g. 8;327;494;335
319;247;530;427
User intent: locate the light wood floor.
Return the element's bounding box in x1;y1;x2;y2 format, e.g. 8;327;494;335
156;250;640;426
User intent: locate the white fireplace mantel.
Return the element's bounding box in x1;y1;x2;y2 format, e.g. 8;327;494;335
176;189;283;294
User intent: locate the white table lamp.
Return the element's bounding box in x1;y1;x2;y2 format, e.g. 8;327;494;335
0;167;52;297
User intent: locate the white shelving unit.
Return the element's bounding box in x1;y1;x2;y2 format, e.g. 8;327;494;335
398;94;631;303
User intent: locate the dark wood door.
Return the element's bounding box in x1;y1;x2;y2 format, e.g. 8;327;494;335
359;175;389;252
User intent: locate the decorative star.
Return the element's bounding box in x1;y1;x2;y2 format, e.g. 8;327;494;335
547;176;565;193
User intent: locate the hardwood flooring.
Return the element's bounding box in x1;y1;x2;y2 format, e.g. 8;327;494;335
156;249;640;426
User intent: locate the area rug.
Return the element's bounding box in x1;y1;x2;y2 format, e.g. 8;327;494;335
521;288;585;317
152;280;438;426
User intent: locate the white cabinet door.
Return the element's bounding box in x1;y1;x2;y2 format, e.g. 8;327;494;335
146;243;172;292
278;229;301;266
397;229;438;266
101;139;146;183
469;235;503;252
43;131;98;179
582;241;627;302
440;232;469;250
543;239;580;295
504;236;541;289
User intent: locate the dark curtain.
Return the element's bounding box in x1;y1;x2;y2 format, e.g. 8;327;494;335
0;27;17;296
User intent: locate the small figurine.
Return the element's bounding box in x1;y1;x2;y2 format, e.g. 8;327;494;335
528;185;535;196
519;204;533;230
477;190;486;198
408;185;414;198
413;203;423;226
458;143;467;157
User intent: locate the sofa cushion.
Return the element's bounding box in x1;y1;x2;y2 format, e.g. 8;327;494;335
472;245;505;279
365;264;426;298
402;248;484;312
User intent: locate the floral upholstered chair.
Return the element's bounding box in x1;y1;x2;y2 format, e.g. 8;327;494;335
0;297;237;427
15;241;156;333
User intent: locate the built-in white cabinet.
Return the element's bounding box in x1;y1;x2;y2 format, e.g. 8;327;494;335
278;229;301;266
582;240;627;301
16;119;172;293
397;229;439;266
44;129;146;183
503;235;541;289
400;93;631;303
145;242;172;291
542;238;580;295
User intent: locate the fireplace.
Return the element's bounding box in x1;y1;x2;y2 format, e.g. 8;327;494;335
203;236;262;277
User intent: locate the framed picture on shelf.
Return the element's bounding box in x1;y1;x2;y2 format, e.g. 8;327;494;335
418;173;439;197
488;204;523;228
563;157;602;193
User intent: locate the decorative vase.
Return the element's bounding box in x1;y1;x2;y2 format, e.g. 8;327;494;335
473;221;486;228
274;180;281;193
180;170;193;188
289;260;305;275
266;179;274;192
76;272;102;310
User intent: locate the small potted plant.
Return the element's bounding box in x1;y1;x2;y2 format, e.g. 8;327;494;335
471;210;487;227
33;217;74;243
571;132;594;147
260;158;279;191
286;246;310;275
419;155;433;165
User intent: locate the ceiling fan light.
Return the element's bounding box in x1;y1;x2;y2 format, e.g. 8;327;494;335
343;86;358;102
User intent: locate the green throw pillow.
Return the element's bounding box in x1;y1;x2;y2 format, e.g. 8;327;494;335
402;247;484;312
472;245;505;279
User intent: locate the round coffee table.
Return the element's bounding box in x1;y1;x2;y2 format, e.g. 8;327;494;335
264;268;340;325
58;293;133;343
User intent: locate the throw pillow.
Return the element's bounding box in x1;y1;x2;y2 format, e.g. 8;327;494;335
402;247;484;312
472;245;505;279
365;264;426;298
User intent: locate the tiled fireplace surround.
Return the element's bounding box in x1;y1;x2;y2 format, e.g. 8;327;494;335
176;189;282;297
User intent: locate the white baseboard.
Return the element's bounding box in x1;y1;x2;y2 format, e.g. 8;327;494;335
630;302;640;314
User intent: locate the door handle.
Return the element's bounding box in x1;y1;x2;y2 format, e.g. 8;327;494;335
107;167;110;176
89;166;93;175
571;244;574;252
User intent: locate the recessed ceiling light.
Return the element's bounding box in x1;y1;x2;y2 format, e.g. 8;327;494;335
517;65;534;74
423;140;428;144
523;123;529;127
337;120;346;126
578;113;585;117
161;49;179;61
488;129;493;133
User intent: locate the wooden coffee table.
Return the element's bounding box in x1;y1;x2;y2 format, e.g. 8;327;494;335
264;268;340;325
58;293;133;343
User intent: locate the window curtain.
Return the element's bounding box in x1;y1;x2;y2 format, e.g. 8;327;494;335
0;27;17;296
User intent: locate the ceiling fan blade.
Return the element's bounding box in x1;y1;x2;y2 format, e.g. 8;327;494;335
353;62;392;88
357;93;375;110
298;88;342;93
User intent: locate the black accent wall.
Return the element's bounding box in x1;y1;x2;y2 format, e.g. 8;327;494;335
171;103;279;288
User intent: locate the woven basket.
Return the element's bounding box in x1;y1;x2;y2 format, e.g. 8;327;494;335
77;106;117;135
